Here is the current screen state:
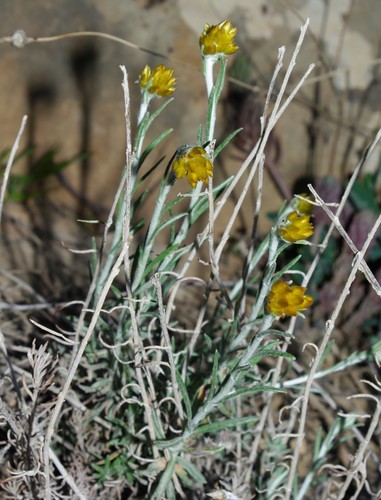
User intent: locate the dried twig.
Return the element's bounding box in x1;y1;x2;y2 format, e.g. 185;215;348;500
0;115;27;232
42;66;134;499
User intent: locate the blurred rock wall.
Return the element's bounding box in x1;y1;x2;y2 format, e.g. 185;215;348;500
1;0;381;240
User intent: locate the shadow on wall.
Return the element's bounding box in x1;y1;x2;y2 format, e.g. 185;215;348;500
70;42;99;218
1;41;103;296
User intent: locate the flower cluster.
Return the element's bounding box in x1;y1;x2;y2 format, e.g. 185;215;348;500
199;20;239;56
279;211;314;243
266;280;314;318
139;64;176;97
172;146;213;188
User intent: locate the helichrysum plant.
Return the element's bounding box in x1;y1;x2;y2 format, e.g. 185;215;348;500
2;16;381;500
67;19;315;500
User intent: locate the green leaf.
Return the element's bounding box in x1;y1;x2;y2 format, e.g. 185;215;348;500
131;188;148;212
6;149;83;202
152;411;165;441
137;128;173;170
189;176;233;224
177;457;207;484
156;244;192;274
151;457;176;500
274;241;291;259
138;156;166;184
214;128;243;158
131;217;145;235
192;415;258;436
197;125;203;145
248;349;295;367
150;212;188;241
165;480;176;500
349;173;379;213
161;195;188;217
313;426;323;461
222;385;285;402
208;350;219;400
204;334;213;350
176;369;192;419
214;56;227;100
147;98;174;130
142;243;180;280
155;436;183;450
272;255;302;282
256;328;293;340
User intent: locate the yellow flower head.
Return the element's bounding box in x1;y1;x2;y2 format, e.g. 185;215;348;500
295;193;314;216
266;280;314;318
172;146;213;188
279;211;314;243
199;20;239;56
139;64;176;97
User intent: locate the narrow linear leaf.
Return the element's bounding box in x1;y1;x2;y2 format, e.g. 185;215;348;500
138;156;166;184
157;243;192;274
208;350;219;400
132;188;148;213
142;243;180;280
256;329;294;339
274;241;291;259
176;369;192;419
313;426;323;461
161;195;188;216
174;468;194;489
131;218;145;235
249;350;295;367
146;97;174;129
192;415;258;436
165;480;176;500
190;176;233;224
151;457;176;500
151;212;188;241
197;124;203;145
155;436;183;451
214;127;243;158
176;457;207;484
222;385;285;403
272;255;302;281
151;411;165;441
138;128;173;169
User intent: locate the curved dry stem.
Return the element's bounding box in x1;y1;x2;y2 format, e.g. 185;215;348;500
42;65;133;499
0;115;27;233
